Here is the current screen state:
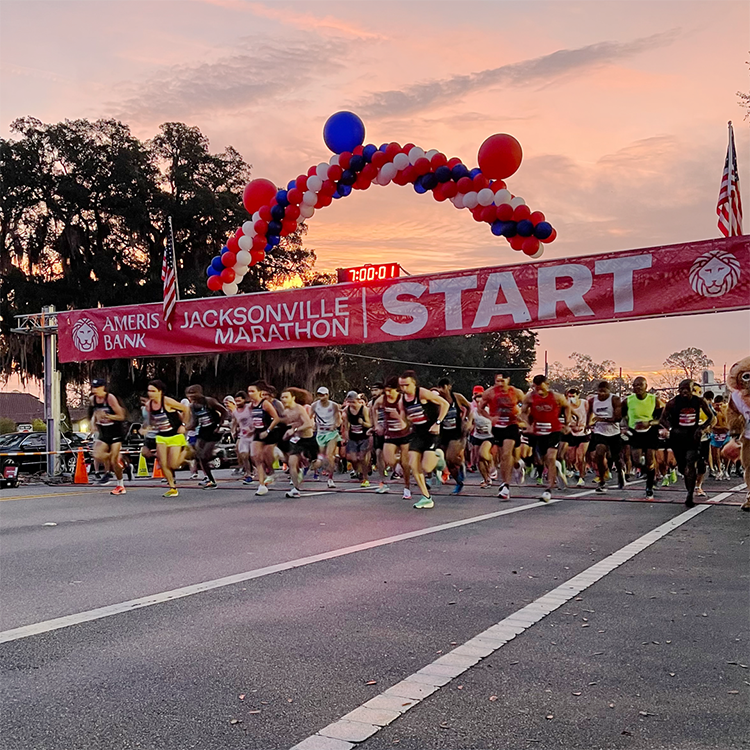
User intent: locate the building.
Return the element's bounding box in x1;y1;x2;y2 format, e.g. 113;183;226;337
0;391;44;430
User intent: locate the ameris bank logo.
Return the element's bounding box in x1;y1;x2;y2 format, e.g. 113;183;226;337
689;249;741;298
72;318;99;352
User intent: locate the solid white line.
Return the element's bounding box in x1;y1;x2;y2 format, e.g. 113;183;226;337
0;499;561;644
290;504;710;750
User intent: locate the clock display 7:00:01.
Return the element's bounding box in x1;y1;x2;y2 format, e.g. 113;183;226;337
337;263;401;283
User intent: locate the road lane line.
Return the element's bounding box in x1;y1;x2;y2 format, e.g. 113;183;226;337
0;498;561;644
289;504;711;750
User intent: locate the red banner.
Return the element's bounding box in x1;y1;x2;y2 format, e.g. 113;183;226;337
57;237;750;363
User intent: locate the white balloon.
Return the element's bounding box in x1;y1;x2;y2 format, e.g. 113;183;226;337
316;162;329;179
238;235;253;252
222;282;239;296
425;149;439;160
408;146;425;164
530;248;544;259
242;220;254;235
477;188;495;207
450;194;465;209
378;175;392;186
306;175;323;193
236;250;252;266
380;162;398;181
494;189;512;204
234;265;248;276
392;152;410;171
510;196;526;208
252;211;261;223
302;190;318;206
329;154;340;167
299;204;315;219
463;191;479;209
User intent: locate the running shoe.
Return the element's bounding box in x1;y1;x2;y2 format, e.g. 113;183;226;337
669;469;678;484
286;488;301;498
539;490;552;503
242;477;254;486
555;461;568;487
413;496;434;509
498;483;511;501
110;485;126;496
661;476;670;487
327;478;336;489
264;475;276;486
451;484;463;495
190;473;200;480
163;488;179;497
577;478;585;487
360;480;370;488
479;480;492;489
403;488;412;500
536;476;544;486
741;500;750;512
441;469;450;484
645;488;655;500
695;488;707;498
202;481;217;490
490;469;498;480
375;483;389;494
98;473;112;486
595;483;607;494
255;484;269;496
198;478;211;487
685;494;695;508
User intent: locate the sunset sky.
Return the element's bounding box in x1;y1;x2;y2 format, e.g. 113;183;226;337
2;0;748;378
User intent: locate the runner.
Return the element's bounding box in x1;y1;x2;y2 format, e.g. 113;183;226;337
146;380;190;497
261;384;288;484
342;390;372;488
587;381;625;493
311;387;342;489
232;391;255;484
469;386;494;488
89;378;127;494
660;379;713;507
368;383;387;488
479;372;526;501
520;375;571;503
622;377;663;500
373;377;412;498
565;387;590;487
693;384;716;499
278;387;318;498
709;395;730;479
185;384;228;490
247;381;281;496
398;370;450;509
436;378;472;495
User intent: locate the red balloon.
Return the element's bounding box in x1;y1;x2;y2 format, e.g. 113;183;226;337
250;248;265;265
254;219;268;235
480;206;496;223
220;267;235;284
540;228;557;244
339;151;352;169
509;235;525;251
371;151;388;169
233;227;243;239
281;219;297;235
478;134;523;179
352;176;371;191
221;251;237;267
327;164;343;182
401;166;416;183
401;142;415;154
432;185;448;201
296;175;308;191
384;143;401;160
360;163;378;181
530;210;546;225
413;157;431;176
442;181;458;198
430;153;448;168
491;180;507;192
522;237;541;256
227;236;240;254
287;187;303;205
513;204;531;221
352;144;364;156
285;204;301;221
496;203;514;221
456;176;473;194
472;173;488;191
207;275;223;291
393;171;409;186
447;157;462;168
252;235;267;252
258;205;272;222
307;164;318;177
242;178;277;215
471;206;484;222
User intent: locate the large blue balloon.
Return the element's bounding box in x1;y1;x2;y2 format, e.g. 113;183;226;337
323;111;366;154
534;221;553;240
210;256;224;272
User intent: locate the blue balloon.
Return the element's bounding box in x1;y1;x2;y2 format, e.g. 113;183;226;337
413;179;427;194
491;221;505;237
267;235;280;247
517;219;534;237
287;179;297;191
270;204;285;222
379;143;389;152
220;245;230;255
451;164;470;181
275;190;289;207
421;173;438;191
339;169;357;186
338;183;353;197
349;154;365;172
332;190;342;199
267;220;282;235
435;166;452;183
363;144;377;161
207;265;220;277
501;222;517;238
469;167;482;179
323;111;366;153
211;256;224;272
534;221;553;240
264;243;274;254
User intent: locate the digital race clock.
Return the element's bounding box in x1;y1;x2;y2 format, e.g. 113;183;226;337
336;263;401;284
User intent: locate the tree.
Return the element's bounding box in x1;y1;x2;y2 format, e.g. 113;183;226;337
663;347;714;382
738;55;750;120
547;352;629;396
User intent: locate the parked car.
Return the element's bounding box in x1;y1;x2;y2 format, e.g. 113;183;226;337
210;430;238;469
0;432;89;477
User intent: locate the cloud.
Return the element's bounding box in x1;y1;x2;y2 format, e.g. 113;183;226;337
197;0;383;39
109;40;343;123
356;29;681;118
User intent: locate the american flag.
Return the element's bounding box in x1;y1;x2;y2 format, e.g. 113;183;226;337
717;122;743;237
161;217;179;327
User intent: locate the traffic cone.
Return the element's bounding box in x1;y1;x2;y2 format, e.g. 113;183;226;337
74;449;89;485
137;453;149;477
152;458;164;479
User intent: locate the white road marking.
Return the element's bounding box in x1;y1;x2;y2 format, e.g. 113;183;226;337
0;499;561;644
289;504;710;750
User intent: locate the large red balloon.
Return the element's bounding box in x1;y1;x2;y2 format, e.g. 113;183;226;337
242;179;277;215
478;134;523;179
207;275;223;291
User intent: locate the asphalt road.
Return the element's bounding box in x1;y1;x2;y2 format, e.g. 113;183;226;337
0;471;747;750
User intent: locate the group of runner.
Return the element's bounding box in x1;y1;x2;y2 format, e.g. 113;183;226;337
87;371;746;510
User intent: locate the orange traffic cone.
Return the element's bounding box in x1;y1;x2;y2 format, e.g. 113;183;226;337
74;448;89;484
152;458;164;479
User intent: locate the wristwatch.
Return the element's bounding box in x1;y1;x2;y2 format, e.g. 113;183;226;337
436;419;442;425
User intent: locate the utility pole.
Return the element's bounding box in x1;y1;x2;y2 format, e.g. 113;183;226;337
12;306;60;476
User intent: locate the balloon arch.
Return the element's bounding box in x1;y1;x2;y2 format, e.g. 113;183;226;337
206;111;557;295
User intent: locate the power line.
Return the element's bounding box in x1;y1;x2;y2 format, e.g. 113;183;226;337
340;352;532;372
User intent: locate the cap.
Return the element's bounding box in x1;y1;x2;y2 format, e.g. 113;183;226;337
223;395;236;404
472;385;484;396
91;378;106;388
317;386;329;395
345;390;358;401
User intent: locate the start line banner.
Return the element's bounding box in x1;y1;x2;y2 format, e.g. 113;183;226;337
57;236;749;363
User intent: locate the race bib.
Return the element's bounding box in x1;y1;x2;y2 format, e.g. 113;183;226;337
678;411;697;427
535;421;552;435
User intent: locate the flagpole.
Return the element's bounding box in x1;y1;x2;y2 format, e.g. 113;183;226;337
168;216;181;302
726;122;734;236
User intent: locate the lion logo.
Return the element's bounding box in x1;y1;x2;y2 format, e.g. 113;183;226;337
72;318;99;352
689;249;741;298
